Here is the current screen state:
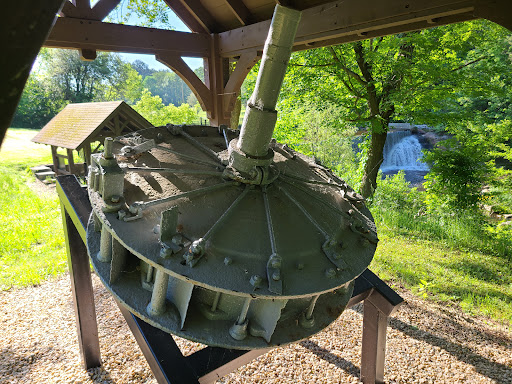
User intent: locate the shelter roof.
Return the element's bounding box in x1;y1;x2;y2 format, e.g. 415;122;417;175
32;101;151;150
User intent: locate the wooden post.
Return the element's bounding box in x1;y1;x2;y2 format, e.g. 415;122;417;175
83;143;92;166
51;146;60;175
67;148;76;175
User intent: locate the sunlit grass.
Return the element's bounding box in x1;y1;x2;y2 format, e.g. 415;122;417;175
372;233;512;326
0;128;67;290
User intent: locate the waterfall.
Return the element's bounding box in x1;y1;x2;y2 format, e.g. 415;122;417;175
381;133;429;172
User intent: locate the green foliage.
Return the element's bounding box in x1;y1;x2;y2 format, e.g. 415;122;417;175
142;70;193;106
132;89;199;125
424;138;490;212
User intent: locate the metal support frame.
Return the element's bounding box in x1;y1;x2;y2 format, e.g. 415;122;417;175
57;175;403;383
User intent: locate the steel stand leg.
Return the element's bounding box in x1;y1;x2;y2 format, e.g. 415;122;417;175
62;209;102;369
360;295;389;384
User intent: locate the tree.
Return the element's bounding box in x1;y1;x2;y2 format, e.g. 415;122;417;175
142;70;192;106
133;89;198;126
38;49;139;104
279;20;512;198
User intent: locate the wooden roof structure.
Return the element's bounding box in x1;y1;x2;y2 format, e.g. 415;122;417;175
31;100;151;176
32;101;151;150
2;0;512;146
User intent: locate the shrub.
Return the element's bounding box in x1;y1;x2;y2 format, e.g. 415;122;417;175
423;138;489;212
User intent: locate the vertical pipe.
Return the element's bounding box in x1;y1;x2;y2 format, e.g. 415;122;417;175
147;269;169;316
237;297;252;325
211;291;221;312
237;6;301;157
305;294;320;320
104;137;114;159
98;225;112;262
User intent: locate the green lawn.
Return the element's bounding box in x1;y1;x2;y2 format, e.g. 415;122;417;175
0;128;67;290
0;128;510;328
372;233;512;326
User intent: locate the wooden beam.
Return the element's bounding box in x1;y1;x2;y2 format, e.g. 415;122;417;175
60;1;84;18
474;0;512;31
162;0;211;34
219;0;477;57
224;0;253;26
90;0;121;21
292;11;477;52
156;54;212;114
1;0;65;147
46;17;210;57
205;35;231;126
173;0;220;33
223;51;260;118
73;0;91;10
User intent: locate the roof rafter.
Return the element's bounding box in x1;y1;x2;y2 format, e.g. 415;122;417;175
90;0;121;20
224;0;253;26
163;0;215;34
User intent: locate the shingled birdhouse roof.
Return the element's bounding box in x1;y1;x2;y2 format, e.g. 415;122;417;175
32;101;152;150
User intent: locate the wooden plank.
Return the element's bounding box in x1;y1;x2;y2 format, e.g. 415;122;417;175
224;0;253;25
175;0;221;33
46;17;210;57
163;0;211;33
90;0;121;20
59;1;84;18
218;0;477;57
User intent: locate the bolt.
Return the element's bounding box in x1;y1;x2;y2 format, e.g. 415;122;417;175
325;268;336;278
272;270;281;281
224;257;233;265
270;256;281;269
348;209;354;216
111;195;120;203
297;263;304;270
250;275;263;287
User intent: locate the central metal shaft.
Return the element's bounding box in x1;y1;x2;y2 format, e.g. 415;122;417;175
237;5;301;158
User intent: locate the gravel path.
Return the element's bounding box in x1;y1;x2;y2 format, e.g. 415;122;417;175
1;274;510;384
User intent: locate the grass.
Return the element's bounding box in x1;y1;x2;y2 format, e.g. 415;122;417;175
371;233;512;326
0;128;67;290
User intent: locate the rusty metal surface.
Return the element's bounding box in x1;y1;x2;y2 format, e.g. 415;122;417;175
32;101;151;150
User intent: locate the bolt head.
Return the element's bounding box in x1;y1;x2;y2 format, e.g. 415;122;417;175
272;270;281;281
224;257;233;265
325;268;336;278
111;195;120;203
250;275;263;287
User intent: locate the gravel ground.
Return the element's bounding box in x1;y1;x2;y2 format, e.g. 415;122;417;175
1;274;510;384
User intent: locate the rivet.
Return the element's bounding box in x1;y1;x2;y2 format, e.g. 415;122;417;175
297;263;304;270
224;257;232;265
325;268;336;278
348;209;354;216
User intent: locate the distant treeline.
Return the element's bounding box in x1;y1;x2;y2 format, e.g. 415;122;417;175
12;49;203;128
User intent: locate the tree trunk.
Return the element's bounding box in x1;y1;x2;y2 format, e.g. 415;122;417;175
360;119;388;199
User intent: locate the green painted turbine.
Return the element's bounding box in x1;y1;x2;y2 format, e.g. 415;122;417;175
86;5;378;349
